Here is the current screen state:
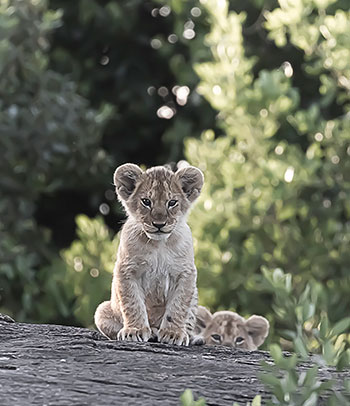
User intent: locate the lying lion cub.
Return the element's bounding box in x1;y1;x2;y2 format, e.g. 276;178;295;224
94;163;204;346
193;306;269;350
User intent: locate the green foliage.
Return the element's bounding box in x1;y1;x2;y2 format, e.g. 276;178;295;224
260;353;335;406
0;0;109;322
262;268;350;365
234;396;262;406
260;269;350;405
261;348;350;406
48;0;216;165
180;389;261;406
61;215;119;327
180;389;206;406
185;0;350;344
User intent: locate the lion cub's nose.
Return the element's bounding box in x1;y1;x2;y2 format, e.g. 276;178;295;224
152;221;166;230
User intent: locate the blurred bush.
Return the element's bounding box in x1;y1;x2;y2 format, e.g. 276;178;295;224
187;0;350;344
0;0;110;322
48;0;216;165
61;215;119;326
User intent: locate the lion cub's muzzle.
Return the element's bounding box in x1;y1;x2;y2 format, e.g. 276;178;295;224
144;221;175;240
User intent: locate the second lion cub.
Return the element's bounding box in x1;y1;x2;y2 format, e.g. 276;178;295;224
94;163;203;346
194;306;269;350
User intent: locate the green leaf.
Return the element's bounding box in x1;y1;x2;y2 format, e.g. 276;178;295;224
259;373;281;388
180;389;194;406
304;365;318;387
345;378;350;393
318;379;334;392
336;351;350;371
269;344;282;363
252;395;261;406
319;316;330;340
331;317;350;337
322;341;336;366
303;392;318;406
302;302;315;321
294;336;309;359
259;373;285;401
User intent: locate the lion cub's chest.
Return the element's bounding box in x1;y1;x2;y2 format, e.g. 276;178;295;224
137;243;185;300
139;246;182;325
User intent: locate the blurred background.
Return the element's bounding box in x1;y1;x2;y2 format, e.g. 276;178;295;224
1;0;350;353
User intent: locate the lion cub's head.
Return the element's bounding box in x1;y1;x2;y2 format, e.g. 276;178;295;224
195;306;269;350
114;163;204;240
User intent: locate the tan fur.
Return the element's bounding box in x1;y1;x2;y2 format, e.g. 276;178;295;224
193;306;269;350
94;164;204;346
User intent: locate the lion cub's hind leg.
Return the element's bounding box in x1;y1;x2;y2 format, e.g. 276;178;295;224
94;300;123;340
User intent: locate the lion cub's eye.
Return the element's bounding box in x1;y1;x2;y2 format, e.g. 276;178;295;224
211;334;221;342
168;199;178;208
141;198;152;207
235;336;245;344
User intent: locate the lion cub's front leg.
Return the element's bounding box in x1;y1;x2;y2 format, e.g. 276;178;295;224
158;271;196;346
113;268;152;343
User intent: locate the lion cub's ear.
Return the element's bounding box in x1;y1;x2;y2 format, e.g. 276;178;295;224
175;166;204;203
114;163;143;202
245;315;270;348
195;306;213;334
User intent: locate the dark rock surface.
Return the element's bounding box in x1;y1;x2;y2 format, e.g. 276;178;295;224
0;316;348;405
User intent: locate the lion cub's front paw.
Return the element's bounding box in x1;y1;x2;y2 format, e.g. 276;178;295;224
191;335;205;346
117;326;151;342
158;328;190;346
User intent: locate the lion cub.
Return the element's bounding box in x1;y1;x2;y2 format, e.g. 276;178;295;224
94;163;204;346
194;306;269;350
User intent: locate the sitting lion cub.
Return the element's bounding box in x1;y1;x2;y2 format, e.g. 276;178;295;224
94;163;204;346
194;306;269;350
